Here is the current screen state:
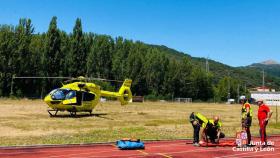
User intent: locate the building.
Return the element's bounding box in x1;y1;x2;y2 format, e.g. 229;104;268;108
251;86;274;92
250;91;280;106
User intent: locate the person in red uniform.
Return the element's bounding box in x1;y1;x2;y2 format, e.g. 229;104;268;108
257;99;273;147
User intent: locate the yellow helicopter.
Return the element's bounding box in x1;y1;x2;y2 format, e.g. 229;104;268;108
44;77;132;116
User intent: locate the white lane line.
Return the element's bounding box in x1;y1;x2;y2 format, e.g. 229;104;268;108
0;147;116;155
67;152;145;158
43;149;119;158
163;147;233;155
51;146;231;158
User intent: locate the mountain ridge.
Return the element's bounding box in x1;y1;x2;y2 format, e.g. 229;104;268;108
151;44;280;89
259;59;280;65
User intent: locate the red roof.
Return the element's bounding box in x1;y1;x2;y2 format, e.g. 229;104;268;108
256;86;270;89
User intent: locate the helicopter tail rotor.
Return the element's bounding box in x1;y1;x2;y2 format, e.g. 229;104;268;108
118;79;132;105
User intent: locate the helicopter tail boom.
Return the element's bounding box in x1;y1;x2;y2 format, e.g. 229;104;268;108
101;79;132;105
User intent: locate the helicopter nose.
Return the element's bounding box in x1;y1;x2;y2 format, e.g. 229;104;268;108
44;94;52;104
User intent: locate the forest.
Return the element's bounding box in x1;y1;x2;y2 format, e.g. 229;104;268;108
0;17;258;102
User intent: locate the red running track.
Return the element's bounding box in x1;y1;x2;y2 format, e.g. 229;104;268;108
0;136;280;158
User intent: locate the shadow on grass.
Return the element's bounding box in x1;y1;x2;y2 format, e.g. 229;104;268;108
50;113;114;120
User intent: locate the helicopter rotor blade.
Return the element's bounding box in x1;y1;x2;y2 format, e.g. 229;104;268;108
12;76;124;83
85;77;124;83
12;76;72;79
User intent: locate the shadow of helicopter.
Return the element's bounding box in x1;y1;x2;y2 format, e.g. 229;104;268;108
49;112;114;120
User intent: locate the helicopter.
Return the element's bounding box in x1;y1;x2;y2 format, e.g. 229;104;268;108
44;77;132;116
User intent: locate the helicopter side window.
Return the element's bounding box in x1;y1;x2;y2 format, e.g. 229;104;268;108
83;92;95;101
65;91;76;99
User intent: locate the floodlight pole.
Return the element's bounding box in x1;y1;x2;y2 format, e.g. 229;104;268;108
276;104;278;124
237;84;240;103
262;69;265;91
205;57;209;73
227;71;230;100
41;86;44;99
10;75;14;96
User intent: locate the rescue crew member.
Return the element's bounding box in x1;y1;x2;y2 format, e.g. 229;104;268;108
257;99;273;147
241;98;252;145
204;116;225;144
189;112;208;146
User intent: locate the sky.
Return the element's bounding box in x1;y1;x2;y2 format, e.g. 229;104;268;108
0;0;280;67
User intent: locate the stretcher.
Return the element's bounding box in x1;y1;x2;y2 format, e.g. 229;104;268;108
199;140;236;147
199;131;247;147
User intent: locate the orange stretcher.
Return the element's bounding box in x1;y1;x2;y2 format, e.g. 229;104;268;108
199;140;236;147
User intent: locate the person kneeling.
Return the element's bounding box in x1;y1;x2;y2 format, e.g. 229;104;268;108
205;116;225;144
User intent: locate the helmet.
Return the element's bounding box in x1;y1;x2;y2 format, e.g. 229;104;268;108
240;96;246;100
257;99;264;103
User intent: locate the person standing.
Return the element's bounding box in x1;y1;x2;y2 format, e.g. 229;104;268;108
241;98;253;145
257;99;273;147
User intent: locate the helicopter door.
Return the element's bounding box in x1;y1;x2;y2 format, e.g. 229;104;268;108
76;91;82;105
62;91;78;105
63;91;94;105
82;92;95;101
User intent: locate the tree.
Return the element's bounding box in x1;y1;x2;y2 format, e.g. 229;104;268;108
126;42;147;95
190;68;213;101
215;77;241;102
29;34;45;96
144;48;168;96
0;25;16;96
60;31;71;76
13;18;34;96
112;37;132;80
67;18;86;76
162;59;180;99
176;57;193;98
44;16;62;77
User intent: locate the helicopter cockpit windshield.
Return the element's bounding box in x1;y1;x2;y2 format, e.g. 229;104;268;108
51;89;75;100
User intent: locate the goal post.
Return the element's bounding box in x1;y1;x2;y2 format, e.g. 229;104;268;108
174;98;192;103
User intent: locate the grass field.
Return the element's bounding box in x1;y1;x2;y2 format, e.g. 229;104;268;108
0;99;280;146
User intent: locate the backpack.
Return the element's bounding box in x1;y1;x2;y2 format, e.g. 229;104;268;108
116;139;145;150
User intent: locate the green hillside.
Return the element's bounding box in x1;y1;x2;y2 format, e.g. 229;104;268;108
249;63;280;77
151;44;280;90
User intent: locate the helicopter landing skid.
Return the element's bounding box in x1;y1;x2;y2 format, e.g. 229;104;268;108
69;111;77;116
47;109;58;117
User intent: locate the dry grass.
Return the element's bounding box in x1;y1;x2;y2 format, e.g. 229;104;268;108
0;99;279;146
